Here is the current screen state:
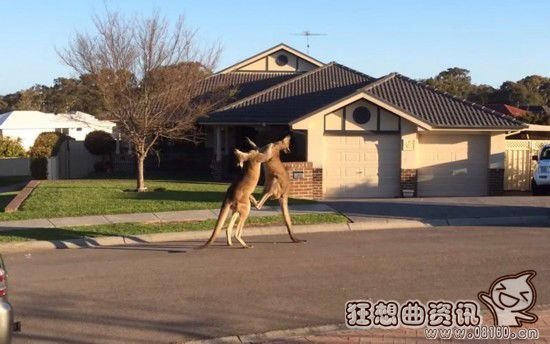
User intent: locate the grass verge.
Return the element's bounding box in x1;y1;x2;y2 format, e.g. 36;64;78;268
0;179;314;221
0;213;348;243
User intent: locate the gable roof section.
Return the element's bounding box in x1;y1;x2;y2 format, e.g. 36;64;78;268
363;73;525;129
196;72;300;103
217;43;324;74
201;62;374;124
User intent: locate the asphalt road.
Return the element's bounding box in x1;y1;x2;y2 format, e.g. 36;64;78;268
6;226;550;344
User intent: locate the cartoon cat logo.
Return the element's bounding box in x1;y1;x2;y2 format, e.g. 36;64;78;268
478;270;538;327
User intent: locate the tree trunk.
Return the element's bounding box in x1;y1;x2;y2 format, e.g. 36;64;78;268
136;155;146;192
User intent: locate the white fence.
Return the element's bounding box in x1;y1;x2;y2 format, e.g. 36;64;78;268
0;157;31;177
505;139;550;191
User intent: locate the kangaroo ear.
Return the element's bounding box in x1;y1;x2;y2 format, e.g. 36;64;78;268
245;137;258;149
283;135;291;144
234;149;250;167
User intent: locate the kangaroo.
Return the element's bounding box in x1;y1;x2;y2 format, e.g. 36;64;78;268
247;135;306;243
200;143;273;248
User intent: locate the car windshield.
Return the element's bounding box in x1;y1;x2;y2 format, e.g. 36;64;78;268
541;147;550;160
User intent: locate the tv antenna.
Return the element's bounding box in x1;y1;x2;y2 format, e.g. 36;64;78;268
293;31;327;54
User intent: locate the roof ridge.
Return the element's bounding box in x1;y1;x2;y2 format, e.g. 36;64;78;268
326;61;375;82
361;72;398;91
216;43;325;74
390;73;525;126
215;62;343;112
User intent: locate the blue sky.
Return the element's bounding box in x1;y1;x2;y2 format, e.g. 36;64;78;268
1;0;548;94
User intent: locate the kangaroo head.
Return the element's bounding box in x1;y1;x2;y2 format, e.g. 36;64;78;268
234;143;273;168
278;135;291;154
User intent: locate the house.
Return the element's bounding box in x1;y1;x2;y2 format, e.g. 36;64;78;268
487;104;529;118
0;110;116;150
198;44;526;198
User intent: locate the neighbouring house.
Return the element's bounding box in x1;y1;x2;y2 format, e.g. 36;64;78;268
197;43;526;198
0;110;116;150
487;104;529;119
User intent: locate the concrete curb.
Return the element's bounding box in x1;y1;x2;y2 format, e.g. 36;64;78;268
184;324;346;344
0;215;548;254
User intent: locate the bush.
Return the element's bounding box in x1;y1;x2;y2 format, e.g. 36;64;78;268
29;132;69;158
30;157;48;179
84;131;115;156
0;136;26;158
28;132;69;180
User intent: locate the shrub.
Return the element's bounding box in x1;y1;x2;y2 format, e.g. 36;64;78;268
29;132;69;158
0;136;26;158
84;131;115;156
28;132;69;180
30;157;48;179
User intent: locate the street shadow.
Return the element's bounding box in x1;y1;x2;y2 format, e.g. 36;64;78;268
326;199;550;221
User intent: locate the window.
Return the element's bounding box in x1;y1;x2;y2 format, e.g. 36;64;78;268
541;147;550;160
76;128;82;131
352;106;371;124
275;54;288;66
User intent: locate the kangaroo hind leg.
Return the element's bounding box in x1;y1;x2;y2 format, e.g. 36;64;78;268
226;212;240;246
235;212;252;248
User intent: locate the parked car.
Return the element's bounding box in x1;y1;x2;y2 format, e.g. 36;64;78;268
0;254;19;344
532;144;550;195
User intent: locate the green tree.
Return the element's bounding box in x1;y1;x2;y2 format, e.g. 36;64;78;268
13;85;48;111
424;67;475;99
0;137;26;157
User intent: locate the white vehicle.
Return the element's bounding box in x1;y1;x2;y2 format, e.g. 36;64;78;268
532;144;550;195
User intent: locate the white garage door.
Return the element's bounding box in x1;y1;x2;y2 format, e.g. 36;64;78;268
324;135;401;198
418;134;489;197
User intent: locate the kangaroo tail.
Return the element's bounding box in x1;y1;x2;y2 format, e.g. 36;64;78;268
199;202;231;248
280;195;305;243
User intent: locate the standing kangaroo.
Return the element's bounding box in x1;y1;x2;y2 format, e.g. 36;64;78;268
200;143;273;248
247;135;306;243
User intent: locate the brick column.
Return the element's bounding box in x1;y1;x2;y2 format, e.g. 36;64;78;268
400;169;417;197
283;162;316;199
312;168;323;200
488;168;504;196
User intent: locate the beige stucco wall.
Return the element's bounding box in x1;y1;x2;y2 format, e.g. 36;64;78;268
292;112;325;168
238;58;267;71
236;51;317;73
489;132;506;169
324;109;343;130
344;100;378;131
400;120;418;170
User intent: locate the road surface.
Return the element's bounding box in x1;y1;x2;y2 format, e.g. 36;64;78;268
6;226;550;343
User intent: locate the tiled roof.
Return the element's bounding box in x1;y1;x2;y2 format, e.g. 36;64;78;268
201;63;374;124
487;104;529;118
196;72;299;103
363;73;524;129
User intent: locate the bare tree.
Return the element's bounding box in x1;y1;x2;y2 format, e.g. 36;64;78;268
59;11;226;191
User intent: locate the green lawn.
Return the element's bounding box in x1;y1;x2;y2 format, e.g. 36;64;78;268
0;213;348;242
0;179;314;221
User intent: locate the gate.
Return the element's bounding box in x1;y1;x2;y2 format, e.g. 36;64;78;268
505;140;550;191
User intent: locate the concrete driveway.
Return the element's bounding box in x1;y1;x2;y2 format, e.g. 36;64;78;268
325;196;550;223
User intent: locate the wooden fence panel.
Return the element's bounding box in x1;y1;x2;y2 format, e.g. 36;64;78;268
505;140;550;191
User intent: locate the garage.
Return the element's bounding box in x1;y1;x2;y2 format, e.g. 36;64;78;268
324;135;401;198
417;134;489;197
